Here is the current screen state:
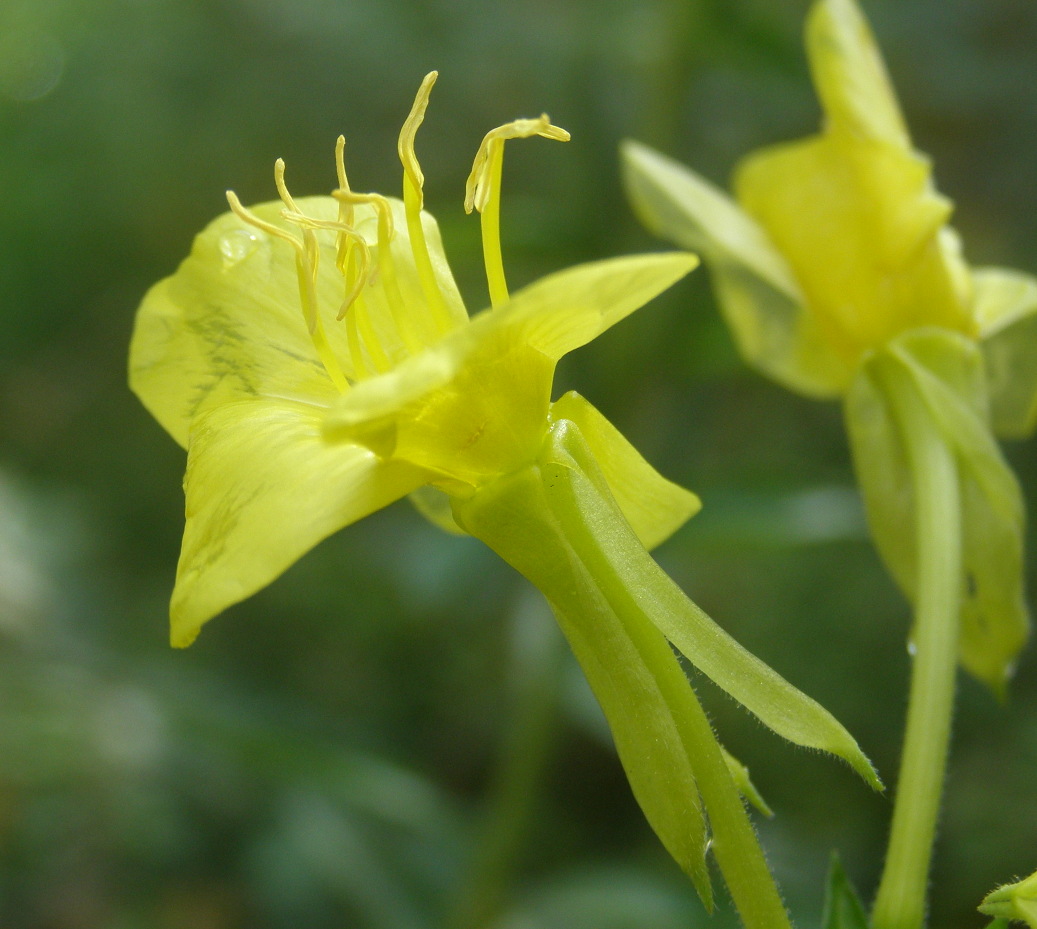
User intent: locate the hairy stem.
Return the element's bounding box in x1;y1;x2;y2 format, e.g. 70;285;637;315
872;368;962;929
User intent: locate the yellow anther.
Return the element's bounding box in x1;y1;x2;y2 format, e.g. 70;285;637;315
274;158;302;214
225;187;350;394
334;135;356;232
335;135;350;193
279;211;373;321
333;189;424;359
396;71;457;334
398;71;438;209
464;115;570;214
227;189;298;250
463;114;570;308
334;189;395;242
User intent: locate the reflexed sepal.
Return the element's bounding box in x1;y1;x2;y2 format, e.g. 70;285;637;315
450;436;714;904
721;747;773;818
845;328;1029;694
549;390;700;550
549;418;882;790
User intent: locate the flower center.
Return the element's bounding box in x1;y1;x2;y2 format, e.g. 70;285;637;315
225;73;569;391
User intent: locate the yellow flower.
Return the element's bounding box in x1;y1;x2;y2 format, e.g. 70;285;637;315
623;0;1037;431
622;0;1033;691
130;72;698;647
131;76;884;914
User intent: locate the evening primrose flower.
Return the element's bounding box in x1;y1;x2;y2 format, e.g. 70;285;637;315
623;2;1032;926
131;72;694;646
131;73;879;928
623;0;1032;693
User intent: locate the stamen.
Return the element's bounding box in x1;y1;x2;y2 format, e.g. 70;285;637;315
351;289;394;374
398;72;436;202
464;115;570;308
274;158;301;213
397;71;457;334
226;188;350;394
335;135;350;194
334;135;355;232
334;189;425;359
280;210;372;319
344;306;371;379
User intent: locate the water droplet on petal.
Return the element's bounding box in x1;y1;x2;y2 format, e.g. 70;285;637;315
219;229;261;266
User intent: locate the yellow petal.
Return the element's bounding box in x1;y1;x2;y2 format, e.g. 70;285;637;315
129;195;466;447
500;251;699;361
622;139;847;397
550;390;700;550
130;198;351;447
973;266;1037;438
171;398;426;646
325;253;698;489
734;132;971;364
806;0;910;146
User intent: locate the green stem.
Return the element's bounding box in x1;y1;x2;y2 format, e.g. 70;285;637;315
872;367;962;929
453;426;791;929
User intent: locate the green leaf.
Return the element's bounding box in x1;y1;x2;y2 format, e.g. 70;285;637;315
820;856;870;929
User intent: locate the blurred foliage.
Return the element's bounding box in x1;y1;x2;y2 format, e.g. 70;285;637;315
1;0;1036;927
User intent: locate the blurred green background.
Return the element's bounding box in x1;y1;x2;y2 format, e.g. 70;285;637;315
2;0;1036;927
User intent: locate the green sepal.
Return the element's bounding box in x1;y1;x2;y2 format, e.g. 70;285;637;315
451;434;714;906
621;139;848;399
721;747;773;818
550;420;881;789
409;485;467;535
973;267;1037;439
549;390;700;550
845;328;1029;694
820;855;870;929
979;869;1037;928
